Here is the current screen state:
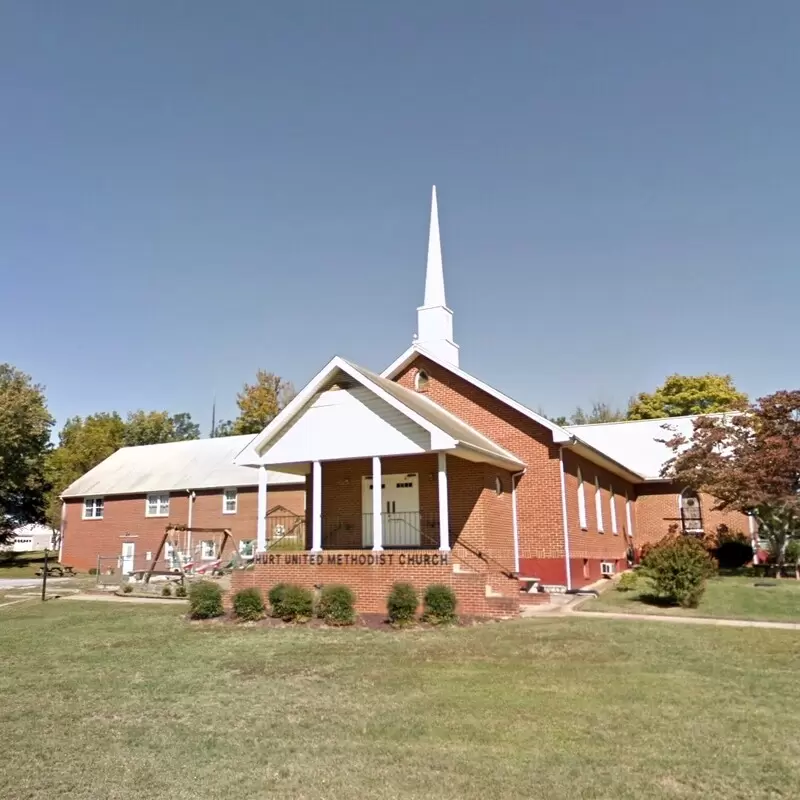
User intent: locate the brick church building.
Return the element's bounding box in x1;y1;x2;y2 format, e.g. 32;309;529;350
60;188;750;617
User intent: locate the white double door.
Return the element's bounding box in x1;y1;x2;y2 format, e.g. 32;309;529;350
362;473;420;548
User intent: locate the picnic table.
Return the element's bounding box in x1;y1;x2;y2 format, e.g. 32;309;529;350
35;564;76;578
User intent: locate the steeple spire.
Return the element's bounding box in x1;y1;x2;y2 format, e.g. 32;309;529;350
424;186;446;307
416;186;459;366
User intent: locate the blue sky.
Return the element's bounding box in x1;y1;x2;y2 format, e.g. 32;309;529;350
2;1;799;433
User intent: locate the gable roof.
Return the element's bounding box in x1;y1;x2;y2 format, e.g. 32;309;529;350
61;435;303;499
234;356;525;471
565;416;698;480
382;344;573;444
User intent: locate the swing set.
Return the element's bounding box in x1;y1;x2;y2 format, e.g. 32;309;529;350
141;524;235;584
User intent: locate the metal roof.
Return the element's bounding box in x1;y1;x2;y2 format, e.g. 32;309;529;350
565;416;697;480
60;435;303;498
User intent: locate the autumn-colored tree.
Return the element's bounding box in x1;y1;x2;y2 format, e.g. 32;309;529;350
628;374;746;420
123;410;200;446
217;371;295;436
0;364;54;543
662;390;800;576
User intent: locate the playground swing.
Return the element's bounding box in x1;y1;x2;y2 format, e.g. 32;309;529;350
143;524;234;584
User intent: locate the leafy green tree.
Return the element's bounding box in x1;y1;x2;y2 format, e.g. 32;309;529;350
0;364;54;543
628;374;746;420
44;413;126;527
123;410;200;446
570;402;629;425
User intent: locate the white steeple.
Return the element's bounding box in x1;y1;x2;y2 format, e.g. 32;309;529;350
416;186;459;366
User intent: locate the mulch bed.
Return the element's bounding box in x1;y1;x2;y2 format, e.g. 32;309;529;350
190;611;496;632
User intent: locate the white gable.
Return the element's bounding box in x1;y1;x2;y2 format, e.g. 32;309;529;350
263;385;431;464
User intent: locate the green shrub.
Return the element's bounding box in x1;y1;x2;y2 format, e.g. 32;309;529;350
642;536;716;608
422;584;457;623
268;583;289;617
122;583;133;594
188;580;224;619
233;587;266;621
175;585;187;598
317;584;356;625
161;585;172;597
616;570;639;592
88;567;98;576
279;585;314;622
387;582;418;625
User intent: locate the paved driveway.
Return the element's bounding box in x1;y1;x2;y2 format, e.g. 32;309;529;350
0;578;69;589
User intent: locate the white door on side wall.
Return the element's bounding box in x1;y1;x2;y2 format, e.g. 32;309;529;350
121;542;135;575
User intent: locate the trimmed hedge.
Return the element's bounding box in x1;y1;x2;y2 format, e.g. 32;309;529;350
188;580;224;619
280;585;314;622
317;584;356;626
233;587;266;621
422;584;457;624
175;585;187;598
122;584;133;594
268;583;289;618
161;585;172;597
387;582;418;625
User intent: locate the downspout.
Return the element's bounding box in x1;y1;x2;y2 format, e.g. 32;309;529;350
186;489;196;561
558;446;572;591
511;469;526;575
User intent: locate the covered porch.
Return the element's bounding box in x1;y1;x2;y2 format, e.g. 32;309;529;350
234;356;525;565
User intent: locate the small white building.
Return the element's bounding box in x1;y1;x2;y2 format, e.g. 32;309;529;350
2;524;57;553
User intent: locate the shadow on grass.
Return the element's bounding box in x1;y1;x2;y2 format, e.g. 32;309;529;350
636;593;682;609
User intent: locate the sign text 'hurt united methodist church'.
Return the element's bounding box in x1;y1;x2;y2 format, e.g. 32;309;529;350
254;552;450;567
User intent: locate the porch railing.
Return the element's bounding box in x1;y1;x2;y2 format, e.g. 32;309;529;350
323;512;440;550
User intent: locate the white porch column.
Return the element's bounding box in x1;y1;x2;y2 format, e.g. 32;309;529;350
437;452;450;551
372;456;383;551
256;465;268;553
311;460;322;552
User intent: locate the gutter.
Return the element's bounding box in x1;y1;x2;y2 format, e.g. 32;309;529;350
558;446;572;591
510;469;526;575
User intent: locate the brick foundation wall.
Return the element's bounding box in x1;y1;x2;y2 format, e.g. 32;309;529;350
61;485;306;571
230;550;518;618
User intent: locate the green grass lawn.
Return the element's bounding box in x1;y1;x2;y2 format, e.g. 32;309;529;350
584;573;800;623
1;601;799;799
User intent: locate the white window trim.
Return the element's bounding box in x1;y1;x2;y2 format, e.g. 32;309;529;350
83;496;104;520
201;540;217;560
595;477;604;533
577;468;587;530
610;487;618;534
222;488;238;515
145;493;170;518
601;561;615;576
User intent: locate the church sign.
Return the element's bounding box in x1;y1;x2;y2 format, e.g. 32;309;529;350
254;552;450;567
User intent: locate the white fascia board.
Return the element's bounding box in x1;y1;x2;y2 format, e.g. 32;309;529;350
235;355;458;466
564;439;644;484
455;442;526;472
382;345;572;444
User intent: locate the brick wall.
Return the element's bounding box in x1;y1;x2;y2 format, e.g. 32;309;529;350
395;357;565;566
61;485;306;571
393;356;638;587
635;484;752;550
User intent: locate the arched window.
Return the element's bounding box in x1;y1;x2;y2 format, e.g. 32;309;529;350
414;370;430;392
577;468;587;529
495;476;503;495
680;489;703;534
